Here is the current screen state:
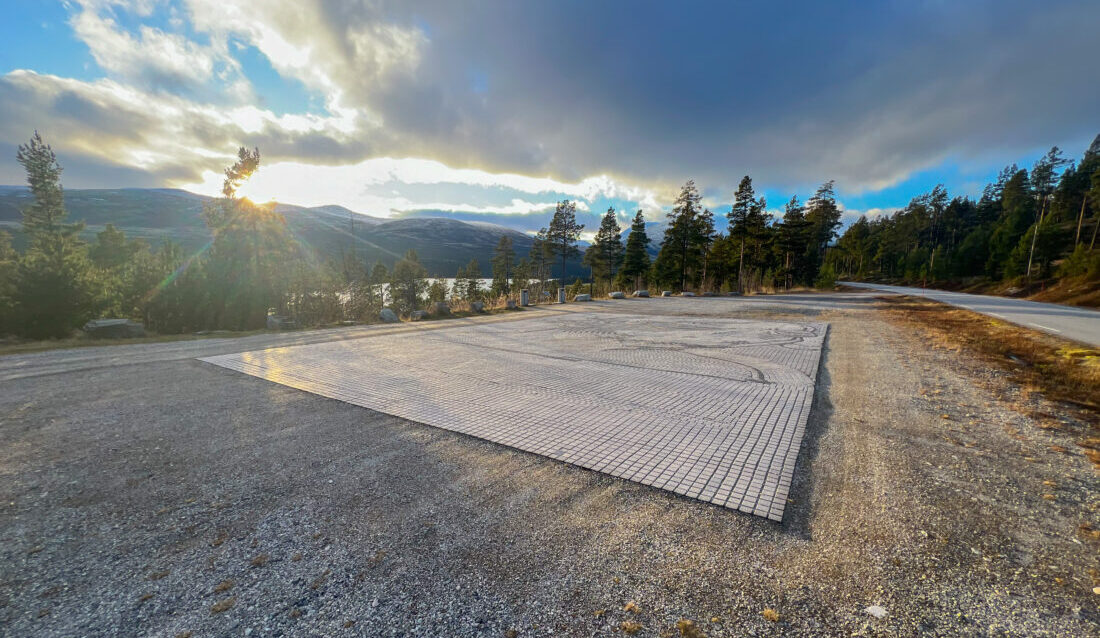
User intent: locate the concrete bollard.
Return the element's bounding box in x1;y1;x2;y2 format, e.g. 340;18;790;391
520;289;530;306
558;287;566;303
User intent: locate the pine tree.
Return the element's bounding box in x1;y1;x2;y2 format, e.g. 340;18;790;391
195;147;298;330
803;180;842;280
13;132;100;338
463;259;483;300
621;210;651;289
542;200;583;283
490;235;515;297
390;249;427;315
587;207;624;288
658;180;704;290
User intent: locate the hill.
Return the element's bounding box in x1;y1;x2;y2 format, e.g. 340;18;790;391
0;187;586;278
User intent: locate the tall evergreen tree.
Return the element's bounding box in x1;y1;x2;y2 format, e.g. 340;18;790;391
586;207;624;288
196;147;298;330
490;235;515;297
543;200;583;283
13;132;99;338
389;249;427;315
727;175;768;291
803;180;842;278
620;210;651;289
659;180;705;290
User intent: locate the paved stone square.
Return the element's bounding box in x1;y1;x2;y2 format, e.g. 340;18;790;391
201;311;827;521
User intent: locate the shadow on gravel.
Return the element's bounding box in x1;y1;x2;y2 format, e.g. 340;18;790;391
779;328;833;539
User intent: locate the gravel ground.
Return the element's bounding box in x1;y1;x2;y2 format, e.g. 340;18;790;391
1;294;1097;637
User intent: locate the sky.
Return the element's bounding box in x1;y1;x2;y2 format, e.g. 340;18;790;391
1;0;1098;236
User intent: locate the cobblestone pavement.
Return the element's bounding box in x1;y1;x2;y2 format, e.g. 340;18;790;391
202;312;827;521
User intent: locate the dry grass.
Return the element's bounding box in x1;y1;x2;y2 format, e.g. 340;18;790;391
210;597;235;614
213;579;234;593
879;296;1100;466
676;618;709;637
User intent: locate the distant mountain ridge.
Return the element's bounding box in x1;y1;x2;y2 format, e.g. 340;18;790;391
0;187;589;278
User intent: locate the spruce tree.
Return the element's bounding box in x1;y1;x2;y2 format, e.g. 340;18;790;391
13;132;99;338
490;235;515;297
542;200;583;283
588;207;624;288
621;210;651;289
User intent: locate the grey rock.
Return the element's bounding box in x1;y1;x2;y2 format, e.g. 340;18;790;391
505;299;517;310
265;315;298;331
609;291;626;299
727;291;742;296
379;308;399;323
632;290;650;298
432;302;451;315
661;290;673;297
681;291;696;297
574;293;592;302
701;291;716;297
83;319;145;339
471;301;486;313
410;310;427;321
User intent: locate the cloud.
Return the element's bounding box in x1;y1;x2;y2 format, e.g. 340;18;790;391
1;0;1098;218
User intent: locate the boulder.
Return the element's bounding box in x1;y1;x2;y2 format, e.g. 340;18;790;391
727;291;742;297
609;291;626;299
265;315;298;330
379;307;399;323
632;290;650;298
83;318;145;339
471;301;486;313
574;293;592;302
432;301;451;315
505;299;518;310
701;291;716;297
410;310;427;321
681;291;696;297
661;290;673;297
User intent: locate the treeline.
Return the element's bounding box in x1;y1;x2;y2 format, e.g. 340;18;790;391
827;140;1100;286
573;178;844;294
0;134;573;339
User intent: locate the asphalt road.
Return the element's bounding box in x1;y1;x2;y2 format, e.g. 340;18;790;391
841;281;1100;346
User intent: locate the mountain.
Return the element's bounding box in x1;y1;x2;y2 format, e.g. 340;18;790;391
0;187;587;278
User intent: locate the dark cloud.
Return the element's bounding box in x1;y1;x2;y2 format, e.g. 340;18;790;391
359;0;1100;192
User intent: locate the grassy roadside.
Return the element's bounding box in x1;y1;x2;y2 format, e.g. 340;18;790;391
878;295;1099;466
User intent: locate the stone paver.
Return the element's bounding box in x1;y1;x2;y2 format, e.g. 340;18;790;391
200;311;828;521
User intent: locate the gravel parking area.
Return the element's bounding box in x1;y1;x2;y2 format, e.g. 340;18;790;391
1;293;1097;637
202;312;826;521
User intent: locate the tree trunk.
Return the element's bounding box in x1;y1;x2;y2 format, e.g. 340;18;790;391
1026;196;1046;279
1076;195;1088;247
738;237;745;293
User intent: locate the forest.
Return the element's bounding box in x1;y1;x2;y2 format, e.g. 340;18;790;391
1;132;1097;340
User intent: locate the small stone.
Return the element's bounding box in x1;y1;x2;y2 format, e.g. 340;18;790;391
379;308;399;323
83;318;146;338
609;291;626;299
865;605;887;619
